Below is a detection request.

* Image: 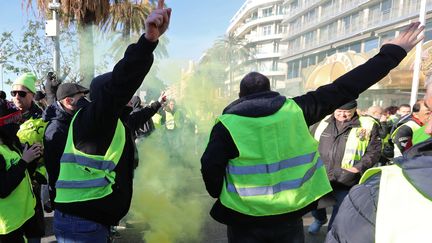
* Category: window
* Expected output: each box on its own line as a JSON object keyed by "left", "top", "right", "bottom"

{"left": 304, "top": 8, "right": 317, "bottom": 23}
{"left": 273, "top": 41, "right": 279, "bottom": 52}
{"left": 289, "top": 38, "right": 301, "bottom": 50}
{"left": 262, "top": 25, "right": 272, "bottom": 36}
{"left": 381, "top": 0, "right": 392, "bottom": 13}
{"left": 364, "top": 38, "right": 379, "bottom": 52}
{"left": 304, "top": 31, "right": 316, "bottom": 46}
{"left": 289, "top": 0, "right": 299, "bottom": 10}
{"left": 369, "top": 4, "right": 380, "bottom": 23}
{"left": 342, "top": 15, "right": 351, "bottom": 32}
{"left": 301, "top": 55, "right": 316, "bottom": 69}
{"left": 337, "top": 45, "right": 348, "bottom": 52}
{"left": 272, "top": 60, "right": 278, "bottom": 71}
{"left": 288, "top": 60, "right": 300, "bottom": 78}
{"left": 278, "top": 24, "right": 287, "bottom": 34}
{"left": 251, "top": 11, "right": 258, "bottom": 20}
{"left": 318, "top": 52, "right": 327, "bottom": 63}
{"left": 380, "top": 31, "right": 395, "bottom": 45}
{"left": 321, "top": 1, "right": 333, "bottom": 18}
{"left": 349, "top": 42, "right": 361, "bottom": 53}
{"left": 262, "top": 7, "right": 273, "bottom": 17}
{"left": 351, "top": 12, "right": 360, "bottom": 29}
{"left": 320, "top": 26, "right": 329, "bottom": 42}
{"left": 278, "top": 5, "right": 285, "bottom": 14}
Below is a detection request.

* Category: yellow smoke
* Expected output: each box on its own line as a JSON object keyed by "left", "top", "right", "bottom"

{"left": 130, "top": 128, "right": 209, "bottom": 243}
{"left": 128, "top": 48, "right": 232, "bottom": 242}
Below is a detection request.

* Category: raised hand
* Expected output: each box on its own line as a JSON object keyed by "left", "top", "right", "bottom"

{"left": 158, "top": 91, "right": 167, "bottom": 104}
{"left": 145, "top": 0, "right": 172, "bottom": 42}
{"left": 386, "top": 22, "right": 425, "bottom": 53}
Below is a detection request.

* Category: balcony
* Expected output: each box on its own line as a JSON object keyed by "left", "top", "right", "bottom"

{"left": 228, "top": 0, "right": 283, "bottom": 33}
{"left": 255, "top": 52, "right": 282, "bottom": 59}
{"left": 247, "top": 33, "right": 285, "bottom": 43}
{"left": 234, "top": 14, "right": 285, "bottom": 37}
{"left": 285, "top": 0, "right": 321, "bottom": 17}
{"left": 286, "top": 0, "right": 370, "bottom": 39}
{"left": 283, "top": 3, "right": 432, "bottom": 58}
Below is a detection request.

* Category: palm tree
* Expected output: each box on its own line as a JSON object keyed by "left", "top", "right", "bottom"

{"left": 24, "top": 0, "right": 111, "bottom": 86}
{"left": 213, "top": 33, "right": 251, "bottom": 97}
{"left": 102, "top": 0, "right": 168, "bottom": 60}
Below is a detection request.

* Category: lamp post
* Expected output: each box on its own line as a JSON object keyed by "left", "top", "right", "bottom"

{"left": 410, "top": 0, "right": 427, "bottom": 107}
{"left": 46, "top": 0, "right": 61, "bottom": 77}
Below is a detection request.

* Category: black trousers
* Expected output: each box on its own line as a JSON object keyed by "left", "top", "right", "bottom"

{"left": 0, "top": 227, "right": 26, "bottom": 243}
{"left": 227, "top": 218, "right": 304, "bottom": 243}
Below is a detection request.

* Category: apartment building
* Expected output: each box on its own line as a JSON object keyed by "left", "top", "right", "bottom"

{"left": 226, "top": 0, "right": 287, "bottom": 97}
{"left": 282, "top": 0, "right": 432, "bottom": 103}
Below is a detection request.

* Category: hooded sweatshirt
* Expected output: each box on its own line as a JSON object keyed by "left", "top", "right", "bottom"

{"left": 201, "top": 44, "right": 407, "bottom": 226}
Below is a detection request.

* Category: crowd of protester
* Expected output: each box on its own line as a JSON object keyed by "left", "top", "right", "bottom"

{"left": 0, "top": 3, "right": 431, "bottom": 242}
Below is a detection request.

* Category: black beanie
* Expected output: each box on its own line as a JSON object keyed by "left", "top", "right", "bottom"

{"left": 338, "top": 100, "right": 357, "bottom": 110}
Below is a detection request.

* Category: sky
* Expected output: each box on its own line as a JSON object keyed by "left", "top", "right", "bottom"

{"left": 0, "top": 0, "right": 245, "bottom": 89}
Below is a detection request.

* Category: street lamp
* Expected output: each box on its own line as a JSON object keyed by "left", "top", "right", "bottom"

{"left": 46, "top": 0, "right": 61, "bottom": 77}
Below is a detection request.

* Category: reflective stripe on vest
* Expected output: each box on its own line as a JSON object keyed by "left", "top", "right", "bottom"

{"left": 360, "top": 165, "right": 432, "bottom": 243}
{"left": 314, "top": 116, "right": 374, "bottom": 168}
{"left": 55, "top": 110, "right": 126, "bottom": 203}
{"left": 0, "top": 145, "right": 35, "bottom": 234}
{"left": 218, "top": 99, "right": 332, "bottom": 216}
{"left": 412, "top": 125, "right": 431, "bottom": 145}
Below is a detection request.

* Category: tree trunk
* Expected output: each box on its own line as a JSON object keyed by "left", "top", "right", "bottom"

{"left": 78, "top": 11, "right": 96, "bottom": 87}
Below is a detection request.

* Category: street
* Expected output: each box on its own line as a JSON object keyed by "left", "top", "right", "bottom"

{"left": 42, "top": 208, "right": 328, "bottom": 243}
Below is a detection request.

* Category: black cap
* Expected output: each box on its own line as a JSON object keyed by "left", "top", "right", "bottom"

{"left": 56, "top": 83, "right": 89, "bottom": 101}
{"left": 338, "top": 100, "right": 357, "bottom": 110}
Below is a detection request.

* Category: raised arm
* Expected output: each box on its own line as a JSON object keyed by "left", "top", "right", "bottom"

{"left": 294, "top": 22, "right": 424, "bottom": 126}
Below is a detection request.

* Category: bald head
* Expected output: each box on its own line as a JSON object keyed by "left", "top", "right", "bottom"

{"left": 367, "top": 106, "right": 383, "bottom": 120}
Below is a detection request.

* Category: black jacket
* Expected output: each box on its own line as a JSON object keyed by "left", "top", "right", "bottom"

{"left": 129, "top": 98, "right": 161, "bottom": 139}
{"left": 42, "top": 101, "right": 73, "bottom": 200}
{"left": 310, "top": 114, "right": 381, "bottom": 189}
{"left": 326, "top": 138, "right": 432, "bottom": 243}
{"left": 201, "top": 44, "right": 407, "bottom": 226}
{"left": 55, "top": 34, "right": 157, "bottom": 226}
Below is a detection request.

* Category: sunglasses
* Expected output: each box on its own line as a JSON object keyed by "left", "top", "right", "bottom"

{"left": 11, "top": 90, "right": 28, "bottom": 98}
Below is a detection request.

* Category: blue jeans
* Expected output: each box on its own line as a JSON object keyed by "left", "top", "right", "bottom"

{"left": 311, "top": 189, "right": 350, "bottom": 230}
{"left": 54, "top": 210, "right": 109, "bottom": 243}
{"left": 227, "top": 218, "right": 304, "bottom": 243}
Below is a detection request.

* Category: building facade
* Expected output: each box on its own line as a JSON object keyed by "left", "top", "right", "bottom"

{"left": 282, "top": 0, "right": 432, "bottom": 102}
{"left": 226, "top": 0, "right": 287, "bottom": 97}
{"left": 227, "top": 0, "right": 432, "bottom": 105}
